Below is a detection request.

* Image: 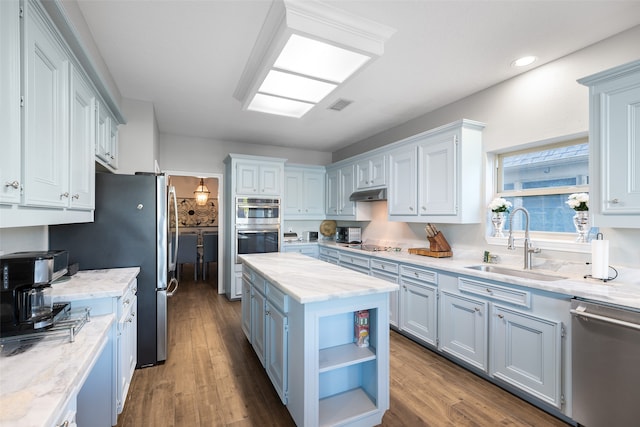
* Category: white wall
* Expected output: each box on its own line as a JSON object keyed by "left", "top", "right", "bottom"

{"left": 0, "top": 226, "right": 48, "bottom": 255}
{"left": 117, "top": 98, "right": 159, "bottom": 174}
{"left": 159, "top": 133, "right": 332, "bottom": 174}
{"left": 334, "top": 25, "right": 640, "bottom": 268}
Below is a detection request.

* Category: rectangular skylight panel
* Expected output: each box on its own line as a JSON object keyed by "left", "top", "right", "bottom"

{"left": 274, "top": 34, "right": 371, "bottom": 83}
{"left": 259, "top": 70, "right": 337, "bottom": 103}
{"left": 247, "top": 93, "right": 314, "bottom": 118}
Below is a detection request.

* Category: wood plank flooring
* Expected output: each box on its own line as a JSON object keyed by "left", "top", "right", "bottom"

{"left": 116, "top": 266, "right": 570, "bottom": 427}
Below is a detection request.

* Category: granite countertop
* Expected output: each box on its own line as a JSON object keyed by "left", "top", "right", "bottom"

{"left": 319, "top": 242, "right": 640, "bottom": 310}
{"left": 48, "top": 267, "right": 140, "bottom": 302}
{"left": 0, "top": 314, "right": 114, "bottom": 427}
{"left": 239, "top": 252, "right": 399, "bottom": 304}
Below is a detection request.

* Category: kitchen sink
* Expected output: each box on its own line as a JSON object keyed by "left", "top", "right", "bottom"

{"left": 465, "top": 265, "right": 567, "bottom": 282}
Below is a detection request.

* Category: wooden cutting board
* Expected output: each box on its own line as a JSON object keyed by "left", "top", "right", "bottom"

{"left": 408, "top": 248, "right": 453, "bottom": 258}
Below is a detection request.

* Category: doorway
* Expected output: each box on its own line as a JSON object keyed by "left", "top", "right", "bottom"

{"left": 165, "top": 171, "right": 224, "bottom": 294}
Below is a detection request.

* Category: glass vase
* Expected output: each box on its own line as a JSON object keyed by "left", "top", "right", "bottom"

{"left": 573, "top": 211, "right": 589, "bottom": 243}
{"left": 491, "top": 211, "right": 506, "bottom": 238}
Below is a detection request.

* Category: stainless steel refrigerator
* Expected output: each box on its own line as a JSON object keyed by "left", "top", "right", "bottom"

{"left": 49, "top": 172, "right": 179, "bottom": 367}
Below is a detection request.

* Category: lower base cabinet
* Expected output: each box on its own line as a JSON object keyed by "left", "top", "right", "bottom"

{"left": 399, "top": 265, "right": 438, "bottom": 347}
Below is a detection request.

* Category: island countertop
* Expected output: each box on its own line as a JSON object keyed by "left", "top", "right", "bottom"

{"left": 239, "top": 252, "right": 399, "bottom": 304}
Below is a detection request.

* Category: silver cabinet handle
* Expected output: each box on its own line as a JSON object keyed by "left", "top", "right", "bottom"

{"left": 5, "top": 180, "right": 19, "bottom": 189}
{"left": 72, "top": 194, "right": 79, "bottom": 200}
{"left": 56, "top": 421, "right": 70, "bottom": 427}
{"left": 610, "top": 198, "right": 619, "bottom": 204}
{"left": 60, "top": 192, "right": 69, "bottom": 199}
{"left": 409, "top": 206, "right": 414, "bottom": 211}
{"left": 421, "top": 206, "right": 426, "bottom": 211}
{"left": 474, "top": 307, "right": 480, "bottom": 312}
{"left": 497, "top": 314, "right": 504, "bottom": 319}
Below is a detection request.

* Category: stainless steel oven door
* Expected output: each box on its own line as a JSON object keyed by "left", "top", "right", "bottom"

{"left": 235, "top": 226, "right": 280, "bottom": 263}
{"left": 235, "top": 197, "right": 280, "bottom": 226}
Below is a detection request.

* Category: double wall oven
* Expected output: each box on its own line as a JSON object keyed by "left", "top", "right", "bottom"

{"left": 235, "top": 197, "right": 280, "bottom": 262}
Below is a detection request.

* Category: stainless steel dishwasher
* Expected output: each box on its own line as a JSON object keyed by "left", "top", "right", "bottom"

{"left": 570, "top": 298, "right": 640, "bottom": 427}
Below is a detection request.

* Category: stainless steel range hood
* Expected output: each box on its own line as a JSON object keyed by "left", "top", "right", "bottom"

{"left": 349, "top": 188, "right": 387, "bottom": 202}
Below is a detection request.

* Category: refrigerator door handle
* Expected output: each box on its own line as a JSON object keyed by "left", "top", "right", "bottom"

{"left": 167, "top": 277, "right": 179, "bottom": 297}
{"left": 168, "top": 185, "right": 179, "bottom": 272}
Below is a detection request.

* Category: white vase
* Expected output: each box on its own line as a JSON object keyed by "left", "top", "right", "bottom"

{"left": 573, "top": 211, "right": 589, "bottom": 243}
{"left": 491, "top": 211, "right": 506, "bottom": 237}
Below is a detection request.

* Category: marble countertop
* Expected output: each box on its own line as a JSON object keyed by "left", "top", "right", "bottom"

{"left": 239, "top": 252, "right": 399, "bottom": 304}
{"left": 0, "top": 314, "right": 114, "bottom": 427}
{"left": 319, "top": 242, "right": 640, "bottom": 310}
{"left": 48, "top": 267, "right": 140, "bottom": 303}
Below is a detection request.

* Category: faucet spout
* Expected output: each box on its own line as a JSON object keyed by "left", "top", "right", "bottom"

{"left": 507, "top": 207, "right": 539, "bottom": 269}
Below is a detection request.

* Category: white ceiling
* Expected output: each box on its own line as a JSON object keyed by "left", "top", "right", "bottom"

{"left": 76, "top": 0, "right": 640, "bottom": 153}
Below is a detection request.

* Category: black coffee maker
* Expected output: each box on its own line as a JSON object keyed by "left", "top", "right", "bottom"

{"left": 0, "top": 250, "right": 69, "bottom": 337}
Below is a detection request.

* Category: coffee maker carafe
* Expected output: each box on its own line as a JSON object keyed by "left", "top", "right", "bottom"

{"left": 1, "top": 251, "right": 68, "bottom": 337}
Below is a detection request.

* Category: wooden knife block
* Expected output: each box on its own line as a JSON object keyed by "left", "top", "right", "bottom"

{"left": 408, "top": 231, "right": 453, "bottom": 258}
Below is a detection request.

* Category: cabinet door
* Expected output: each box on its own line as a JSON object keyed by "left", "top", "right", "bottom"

{"left": 399, "top": 279, "right": 437, "bottom": 346}
{"left": 302, "top": 170, "right": 325, "bottom": 216}
{"left": 356, "top": 159, "right": 371, "bottom": 189}
{"left": 95, "top": 99, "right": 110, "bottom": 163}
{"left": 241, "top": 277, "right": 252, "bottom": 340}
{"left": 338, "top": 164, "right": 355, "bottom": 216}
{"left": 283, "top": 170, "right": 303, "bottom": 215}
{"left": 419, "top": 132, "right": 457, "bottom": 215}
{"left": 251, "top": 287, "right": 266, "bottom": 366}
{"left": 69, "top": 67, "right": 95, "bottom": 210}
{"left": 266, "top": 302, "right": 288, "bottom": 404}
{"left": 118, "top": 295, "right": 137, "bottom": 414}
{"left": 491, "top": 304, "right": 563, "bottom": 408}
{"left": 326, "top": 168, "right": 339, "bottom": 215}
{"left": 260, "top": 164, "right": 281, "bottom": 195}
{"left": 370, "top": 154, "right": 386, "bottom": 187}
{"left": 109, "top": 118, "right": 119, "bottom": 170}
{"left": 23, "top": 5, "right": 69, "bottom": 207}
{"left": 439, "top": 291, "right": 488, "bottom": 371}
{"left": 0, "top": 0, "right": 21, "bottom": 205}
{"left": 388, "top": 146, "right": 418, "bottom": 216}
{"left": 236, "top": 163, "right": 259, "bottom": 194}
{"left": 602, "top": 85, "right": 640, "bottom": 214}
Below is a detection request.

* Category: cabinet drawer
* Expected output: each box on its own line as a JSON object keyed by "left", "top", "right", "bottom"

{"left": 400, "top": 265, "right": 437, "bottom": 284}
{"left": 119, "top": 281, "right": 137, "bottom": 319}
{"left": 243, "top": 267, "right": 266, "bottom": 293}
{"left": 267, "top": 282, "right": 288, "bottom": 314}
{"left": 319, "top": 247, "right": 339, "bottom": 259}
{"left": 370, "top": 258, "right": 399, "bottom": 274}
{"left": 338, "top": 252, "right": 370, "bottom": 269}
{"left": 458, "top": 277, "right": 531, "bottom": 308}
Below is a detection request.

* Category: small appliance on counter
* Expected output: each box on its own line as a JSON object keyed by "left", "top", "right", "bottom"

{"left": 0, "top": 250, "right": 70, "bottom": 337}
{"left": 336, "top": 227, "right": 362, "bottom": 244}
{"left": 304, "top": 231, "right": 318, "bottom": 242}
{"left": 283, "top": 232, "right": 299, "bottom": 242}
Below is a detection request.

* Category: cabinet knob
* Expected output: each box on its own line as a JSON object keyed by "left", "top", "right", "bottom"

{"left": 610, "top": 198, "right": 619, "bottom": 204}
{"left": 72, "top": 194, "right": 80, "bottom": 200}
{"left": 421, "top": 206, "right": 426, "bottom": 211}
{"left": 4, "top": 180, "right": 19, "bottom": 189}
{"left": 474, "top": 307, "right": 480, "bottom": 312}
{"left": 486, "top": 288, "right": 492, "bottom": 293}
{"left": 105, "top": 152, "right": 111, "bottom": 157}
{"left": 497, "top": 314, "right": 504, "bottom": 319}
{"left": 409, "top": 206, "right": 414, "bottom": 211}
{"left": 60, "top": 192, "right": 69, "bottom": 199}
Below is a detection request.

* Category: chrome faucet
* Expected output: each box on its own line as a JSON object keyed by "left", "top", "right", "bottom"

{"left": 507, "top": 207, "right": 540, "bottom": 269}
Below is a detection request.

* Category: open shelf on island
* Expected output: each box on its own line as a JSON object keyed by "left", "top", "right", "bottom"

{"left": 319, "top": 387, "right": 377, "bottom": 427}
{"left": 319, "top": 343, "right": 376, "bottom": 373}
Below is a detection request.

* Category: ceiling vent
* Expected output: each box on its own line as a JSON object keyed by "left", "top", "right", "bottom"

{"left": 328, "top": 98, "right": 354, "bottom": 111}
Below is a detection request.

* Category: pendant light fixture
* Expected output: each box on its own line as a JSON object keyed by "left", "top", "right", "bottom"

{"left": 194, "top": 178, "right": 210, "bottom": 206}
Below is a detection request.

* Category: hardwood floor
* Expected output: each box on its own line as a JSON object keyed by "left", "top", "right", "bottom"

{"left": 116, "top": 267, "right": 570, "bottom": 427}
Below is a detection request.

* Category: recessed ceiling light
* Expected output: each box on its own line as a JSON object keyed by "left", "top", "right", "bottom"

{"left": 511, "top": 56, "right": 537, "bottom": 67}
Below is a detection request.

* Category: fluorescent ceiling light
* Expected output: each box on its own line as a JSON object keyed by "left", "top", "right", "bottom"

{"left": 259, "top": 69, "right": 338, "bottom": 103}
{"left": 248, "top": 93, "right": 314, "bottom": 118}
{"left": 274, "top": 34, "right": 371, "bottom": 83}
{"left": 512, "top": 56, "right": 537, "bottom": 67}
{"left": 233, "top": 0, "right": 396, "bottom": 118}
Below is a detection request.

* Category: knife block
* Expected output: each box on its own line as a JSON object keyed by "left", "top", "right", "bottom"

{"left": 408, "top": 231, "right": 453, "bottom": 258}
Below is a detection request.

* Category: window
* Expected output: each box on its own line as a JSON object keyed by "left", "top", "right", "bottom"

{"left": 495, "top": 138, "right": 588, "bottom": 234}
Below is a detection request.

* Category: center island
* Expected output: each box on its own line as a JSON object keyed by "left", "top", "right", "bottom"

{"left": 239, "top": 252, "right": 399, "bottom": 427}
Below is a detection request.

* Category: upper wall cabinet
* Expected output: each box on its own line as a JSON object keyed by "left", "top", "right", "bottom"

{"left": 579, "top": 60, "right": 640, "bottom": 228}
{"left": 283, "top": 165, "right": 325, "bottom": 219}
{"left": 326, "top": 163, "right": 371, "bottom": 221}
{"left": 235, "top": 160, "right": 283, "bottom": 196}
{"left": 356, "top": 153, "right": 386, "bottom": 189}
{"left": 388, "top": 120, "right": 485, "bottom": 223}
{"left": 95, "top": 98, "right": 119, "bottom": 171}
{"left": 0, "top": 0, "right": 22, "bottom": 205}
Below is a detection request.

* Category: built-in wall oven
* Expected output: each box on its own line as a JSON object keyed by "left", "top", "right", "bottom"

{"left": 235, "top": 197, "right": 280, "bottom": 262}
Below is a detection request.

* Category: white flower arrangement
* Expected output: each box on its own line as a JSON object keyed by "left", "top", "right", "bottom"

{"left": 488, "top": 197, "right": 512, "bottom": 213}
{"left": 566, "top": 193, "right": 589, "bottom": 211}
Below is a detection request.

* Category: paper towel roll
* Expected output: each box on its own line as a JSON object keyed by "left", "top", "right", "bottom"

{"left": 591, "top": 239, "right": 609, "bottom": 279}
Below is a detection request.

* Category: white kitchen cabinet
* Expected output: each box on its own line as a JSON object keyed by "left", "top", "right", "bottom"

{"left": 0, "top": 0, "right": 22, "bottom": 205}
{"left": 283, "top": 165, "right": 325, "bottom": 219}
{"left": 251, "top": 280, "right": 267, "bottom": 367}
{"left": 579, "top": 60, "right": 640, "bottom": 227}
{"left": 388, "top": 120, "right": 484, "bottom": 223}
{"left": 439, "top": 290, "right": 488, "bottom": 371}
{"left": 23, "top": 0, "right": 69, "bottom": 208}
{"left": 95, "top": 99, "right": 119, "bottom": 171}
{"left": 399, "top": 265, "right": 438, "bottom": 347}
{"left": 491, "top": 304, "right": 563, "bottom": 409}
{"left": 241, "top": 275, "right": 252, "bottom": 339}
{"left": 325, "top": 163, "right": 371, "bottom": 220}
{"left": 356, "top": 153, "right": 386, "bottom": 189}
{"left": 69, "top": 66, "right": 96, "bottom": 210}
{"left": 370, "top": 257, "right": 399, "bottom": 329}
{"left": 281, "top": 243, "right": 319, "bottom": 258}
{"left": 388, "top": 144, "right": 418, "bottom": 216}
{"left": 338, "top": 250, "right": 370, "bottom": 275}
{"left": 236, "top": 161, "right": 283, "bottom": 195}
{"left": 318, "top": 246, "right": 339, "bottom": 264}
